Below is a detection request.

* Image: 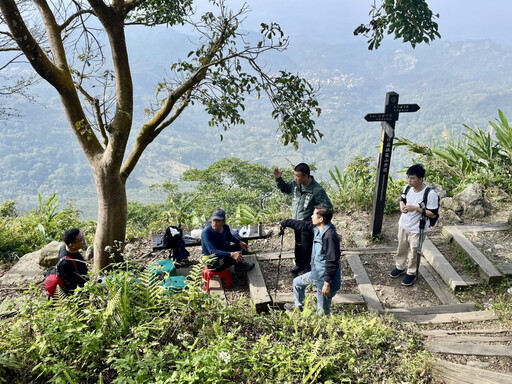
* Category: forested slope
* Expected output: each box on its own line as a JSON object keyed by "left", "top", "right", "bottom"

{"left": 1, "top": 31, "right": 512, "bottom": 217}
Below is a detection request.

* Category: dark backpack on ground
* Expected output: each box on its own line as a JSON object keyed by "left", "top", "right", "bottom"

{"left": 401, "top": 185, "right": 440, "bottom": 226}
{"left": 163, "top": 225, "right": 189, "bottom": 262}
{"left": 44, "top": 256, "right": 76, "bottom": 298}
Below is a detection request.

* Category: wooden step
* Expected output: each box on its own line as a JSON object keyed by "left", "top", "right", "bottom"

{"left": 497, "top": 264, "right": 512, "bottom": 276}
{"left": 245, "top": 255, "right": 272, "bottom": 311}
{"left": 256, "top": 251, "right": 294, "bottom": 261}
{"left": 454, "top": 222, "right": 511, "bottom": 233}
{"left": 442, "top": 226, "right": 503, "bottom": 284}
{"left": 257, "top": 246, "right": 398, "bottom": 260}
{"left": 430, "top": 359, "right": 512, "bottom": 384}
{"left": 273, "top": 292, "right": 365, "bottom": 305}
{"left": 340, "top": 246, "right": 396, "bottom": 254}
{"left": 346, "top": 253, "right": 383, "bottom": 313}
{"left": 383, "top": 303, "right": 477, "bottom": 316}
{"left": 390, "top": 309, "right": 496, "bottom": 324}
{"left": 422, "top": 238, "right": 468, "bottom": 291}
{"left": 419, "top": 257, "right": 460, "bottom": 305}
{"left": 206, "top": 278, "right": 226, "bottom": 304}
{"left": 426, "top": 340, "right": 512, "bottom": 356}
{"left": 422, "top": 328, "right": 510, "bottom": 337}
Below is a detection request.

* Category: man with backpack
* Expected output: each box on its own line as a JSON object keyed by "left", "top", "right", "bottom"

{"left": 390, "top": 164, "right": 439, "bottom": 286}
{"left": 57, "top": 228, "right": 89, "bottom": 295}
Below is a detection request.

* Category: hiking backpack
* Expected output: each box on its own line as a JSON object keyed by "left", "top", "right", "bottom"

{"left": 163, "top": 225, "right": 189, "bottom": 262}
{"left": 401, "top": 185, "right": 440, "bottom": 226}
{"left": 44, "top": 256, "right": 77, "bottom": 298}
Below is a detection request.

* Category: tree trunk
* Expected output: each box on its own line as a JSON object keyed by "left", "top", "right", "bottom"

{"left": 92, "top": 167, "right": 127, "bottom": 272}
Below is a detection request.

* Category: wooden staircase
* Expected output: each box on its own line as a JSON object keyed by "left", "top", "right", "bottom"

{"left": 243, "top": 222, "right": 512, "bottom": 384}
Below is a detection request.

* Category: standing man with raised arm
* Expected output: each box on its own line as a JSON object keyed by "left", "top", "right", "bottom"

{"left": 274, "top": 163, "right": 332, "bottom": 275}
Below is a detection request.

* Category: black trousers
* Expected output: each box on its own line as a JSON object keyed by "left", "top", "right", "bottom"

{"left": 294, "top": 226, "right": 313, "bottom": 269}
{"left": 207, "top": 244, "right": 242, "bottom": 271}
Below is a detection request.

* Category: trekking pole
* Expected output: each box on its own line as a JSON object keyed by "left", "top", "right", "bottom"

{"left": 274, "top": 227, "right": 285, "bottom": 305}
{"left": 415, "top": 204, "right": 427, "bottom": 282}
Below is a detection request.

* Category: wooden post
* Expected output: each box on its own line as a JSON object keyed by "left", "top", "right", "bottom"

{"left": 365, "top": 92, "right": 420, "bottom": 237}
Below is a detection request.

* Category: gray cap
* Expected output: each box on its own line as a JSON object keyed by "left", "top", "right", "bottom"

{"left": 211, "top": 208, "right": 226, "bottom": 220}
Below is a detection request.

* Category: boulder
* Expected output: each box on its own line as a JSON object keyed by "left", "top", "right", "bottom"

{"left": 426, "top": 182, "right": 447, "bottom": 199}
{"left": 454, "top": 183, "right": 490, "bottom": 219}
{"left": 440, "top": 197, "right": 463, "bottom": 215}
{"left": 38, "top": 241, "right": 64, "bottom": 268}
{"left": 440, "top": 209, "right": 463, "bottom": 225}
{"left": 0, "top": 251, "right": 45, "bottom": 286}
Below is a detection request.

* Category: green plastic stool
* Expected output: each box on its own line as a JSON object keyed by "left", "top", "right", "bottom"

{"left": 162, "top": 275, "right": 187, "bottom": 293}
{"left": 149, "top": 259, "right": 177, "bottom": 284}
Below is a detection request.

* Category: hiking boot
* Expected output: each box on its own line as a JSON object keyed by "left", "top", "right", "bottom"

{"left": 389, "top": 267, "right": 405, "bottom": 279}
{"left": 401, "top": 274, "right": 416, "bottom": 286}
{"left": 290, "top": 265, "right": 305, "bottom": 275}
{"left": 284, "top": 303, "right": 302, "bottom": 312}
{"left": 234, "top": 261, "right": 255, "bottom": 273}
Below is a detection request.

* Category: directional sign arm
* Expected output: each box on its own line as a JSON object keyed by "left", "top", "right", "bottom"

{"left": 394, "top": 104, "right": 420, "bottom": 113}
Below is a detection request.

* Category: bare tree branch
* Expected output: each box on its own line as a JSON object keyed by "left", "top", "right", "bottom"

{"left": 74, "top": 81, "right": 109, "bottom": 147}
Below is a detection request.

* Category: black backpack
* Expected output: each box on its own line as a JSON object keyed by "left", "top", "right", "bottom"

{"left": 401, "top": 185, "right": 440, "bottom": 226}
{"left": 163, "top": 225, "right": 189, "bottom": 262}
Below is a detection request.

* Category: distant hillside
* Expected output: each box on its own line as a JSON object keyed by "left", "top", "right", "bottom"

{"left": 1, "top": 28, "right": 512, "bottom": 218}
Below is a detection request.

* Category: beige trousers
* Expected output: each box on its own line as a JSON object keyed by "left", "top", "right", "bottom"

{"left": 395, "top": 226, "right": 419, "bottom": 275}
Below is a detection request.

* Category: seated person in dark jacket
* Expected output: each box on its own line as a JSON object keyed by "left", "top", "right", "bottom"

{"left": 201, "top": 208, "right": 254, "bottom": 273}
{"left": 280, "top": 204, "right": 341, "bottom": 315}
{"left": 58, "top": 228, "right": 88, "bottom": 295}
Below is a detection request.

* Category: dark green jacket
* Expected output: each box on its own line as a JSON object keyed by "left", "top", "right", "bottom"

{"left": 276, "top": 176, "right": 332, "bottom": 220}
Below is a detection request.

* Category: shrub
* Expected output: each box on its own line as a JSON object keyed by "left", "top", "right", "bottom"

{"left": 329, "top": 156, "right": 401, "bottom": 214}
{"left": 0, "top": 266, "right": 433, "bottom": 383}
{"left": 394, "top": 110, "right": 512, "bottom": 196}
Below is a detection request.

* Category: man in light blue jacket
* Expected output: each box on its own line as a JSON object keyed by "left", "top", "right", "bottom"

{"left": 280, "top": 204, "right": 341, "bottom": 315}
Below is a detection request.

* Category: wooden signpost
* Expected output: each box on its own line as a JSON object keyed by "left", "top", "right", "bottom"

{"left": 364, "top": 92, "right": 420, "bottom": 237}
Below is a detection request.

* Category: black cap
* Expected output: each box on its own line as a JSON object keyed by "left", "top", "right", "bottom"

{"left": 211, "top": 208, "right": 226, "bottom": 220}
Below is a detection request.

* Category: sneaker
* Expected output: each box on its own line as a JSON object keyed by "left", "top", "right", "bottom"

{"left": 290, "top": 265, "right": 305, "bottom": 275}
{"left": 401, "top": 274, "right": 417, "bottom": 286}
{"left": 234, "top": 261, "right": 255, "bottom": 273}
{"left": 389, "top": 267, "right": 405, "bottom": 279}
{"left": 284, "top": 303, "right": 302, "bottom": 312}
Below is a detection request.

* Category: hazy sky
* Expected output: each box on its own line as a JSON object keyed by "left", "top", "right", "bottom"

{"left": 214, "top": 0, "right": 512, "bottom": 46}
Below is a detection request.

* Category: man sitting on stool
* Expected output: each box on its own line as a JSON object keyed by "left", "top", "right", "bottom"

{"left": 201, "top": 208, "right": 255, "bottom": 273}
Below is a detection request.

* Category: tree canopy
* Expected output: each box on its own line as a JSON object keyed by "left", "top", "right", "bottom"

{"left": 0, "top": 0, "right": 441, "bottom": 269}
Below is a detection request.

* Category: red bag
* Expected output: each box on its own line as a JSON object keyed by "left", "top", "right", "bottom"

{"left": 44, "top": 256, "right": 77, "bottom": 298}
{"left": 44, "top": 274, "right": 65, "bottom": 297}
